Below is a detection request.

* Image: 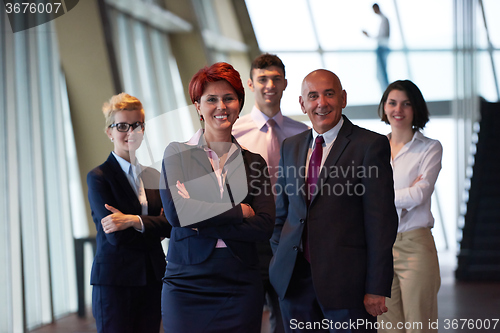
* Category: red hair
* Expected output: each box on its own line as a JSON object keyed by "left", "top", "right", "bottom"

{"left": 188, "top": 62, "right": 245, "bottom": 111}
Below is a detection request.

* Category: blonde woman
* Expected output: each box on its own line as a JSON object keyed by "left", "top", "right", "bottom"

{"left": 87, "top": 93, "right": 171, "bottom": 333}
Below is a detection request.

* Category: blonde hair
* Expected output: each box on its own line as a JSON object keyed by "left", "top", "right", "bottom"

{"left": 102, "top": 93, "right": 145, "bottom": 132}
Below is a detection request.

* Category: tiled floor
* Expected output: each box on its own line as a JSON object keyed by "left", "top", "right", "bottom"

{"left": 28, "top": 310, "right": 97, "bottom": 333}
{"left": 29, "top": 250, "right": 500, "bottom": 333}
{"left": 436, "top": 250, "right": 500, "bottom": 333}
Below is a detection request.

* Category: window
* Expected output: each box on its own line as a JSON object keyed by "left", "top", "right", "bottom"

{"left": 191, "top": 0, "right": 248, "bottom": 63}
{"left": 476, "top": 0, "right": 500, "bottom": 101}
{"left": 106, "top": 1, "right": 194, "bottom": 169}
{"left": 245, "top": 0, "right": 456, "bottom": 112}
{"left": 0, "top": 12, "right": 80, "bottom": 331}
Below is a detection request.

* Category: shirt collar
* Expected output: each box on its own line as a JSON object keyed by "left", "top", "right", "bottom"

{"left": 387, "top": 130, "right": 424, "bottom": 145}
{"left": 112, "top": 151, "right": 141, "bottom": 175}
{"left": 186, "top": 129, "right": 242, "bottom": 155}
{"left": 186, "top": 128, "right": 205, "bottom": 146}
{"left": 311, "top": 117, "right": 344, "bottom": 147}
{"left": 413, "top": 130, "right": 425, "bottom": 142}
{"left": 250, "top": 105, "right": 284, "bottom": 130}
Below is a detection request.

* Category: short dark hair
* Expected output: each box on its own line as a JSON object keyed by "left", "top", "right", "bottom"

{"left": 189, "top": 62, "right": 245, "bottom": 112}
{"left": 378, "top": 80, "right": 430, "bottom": 130}
{"left": 249, "top": 53, "right": 286, "bottom": 80}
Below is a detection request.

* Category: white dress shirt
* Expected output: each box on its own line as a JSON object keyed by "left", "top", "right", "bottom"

{"left": 389, "top": 131, "right": 442, "bottom": 233}
{"left": 112, "top": 152, "right": 147, "bottom": 232}
{"left": 305, "top": 117, "right": 344, "bottom": 178}
{"left": 377, "top": 12, "right": 390, "bottom": 47}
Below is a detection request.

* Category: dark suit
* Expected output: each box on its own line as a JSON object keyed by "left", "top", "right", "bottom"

{"left": 269, "top": 116, "right": 398, "bottom": 331}
{"left": 87, "top": 152, "right": 171, "bottom": 333}
{"left": 160, "top": 138, "right": 275, "bottom": 332}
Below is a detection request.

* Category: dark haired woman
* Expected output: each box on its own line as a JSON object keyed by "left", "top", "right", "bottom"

{"left": 377, "top": 80, "right": 442, "bottom": 333}
{"left": 160, "top": 62, "right": 275, "bottom": 332}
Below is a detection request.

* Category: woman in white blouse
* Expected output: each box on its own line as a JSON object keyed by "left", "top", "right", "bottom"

{"left": 376, "top": 80, "right": 442, "bottom": 333}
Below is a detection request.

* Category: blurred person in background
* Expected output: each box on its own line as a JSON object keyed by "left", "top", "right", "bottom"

{"left": 363, "top": 3, "right": 390, "bottom": 91}
{"left": 233, "top": 53, "right": 308, "bottom": 333}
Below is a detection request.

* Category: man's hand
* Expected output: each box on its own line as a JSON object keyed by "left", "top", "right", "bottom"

{"left": 364, "top": 294, "right": 388, "bottom": 317}
{"left": 101, "top": 204, "right": 140, "bottom": 234}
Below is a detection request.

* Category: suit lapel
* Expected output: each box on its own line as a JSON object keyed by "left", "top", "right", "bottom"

{"left": 311, "top": 116, "right": 353, "bottom": 206}
{"left": 297, "top": 130, "right": 312, "bottom": 205}
{"left": 225, "top": 146, "right": 244, "bottom": 179}
{"left": 107, "top": 153, "right": 141, "bottom": 212}
{"left": 191, "top": 147, "right": 220, "bottom": 189}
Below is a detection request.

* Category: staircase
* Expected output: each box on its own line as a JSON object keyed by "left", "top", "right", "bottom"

{"left": 456, "top": 98, "right": 500, "bottom": 281}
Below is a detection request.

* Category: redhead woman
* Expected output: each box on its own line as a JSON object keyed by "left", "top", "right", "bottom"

{"left": 87, "top": 93, "right": 171, "bottom": 333}
{"left": 159, "top": 63, "right": 275, "bottom": 333}
{"left": 377, "top": 80, "right": 442, "bottom": 333}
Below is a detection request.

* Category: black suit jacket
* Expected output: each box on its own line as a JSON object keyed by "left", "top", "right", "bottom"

{"left": 160, "top": 139, "right": 275, "bottom": 267}
{"left": 87, "top": 153, "right": 171, "bottom": 286}
{"left": 269, "top": 116, "right": 398, "bottom": 309}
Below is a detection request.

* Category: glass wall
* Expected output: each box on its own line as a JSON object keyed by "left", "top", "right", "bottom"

{"left": 245, "top": 0, "right": 461, "bottom": 114}
{"left": 476, "top": 0, "right": 500, "bottom": 102}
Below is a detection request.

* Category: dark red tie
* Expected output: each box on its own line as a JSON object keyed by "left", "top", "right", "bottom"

{"left": 303, "top": 135, "right": 324, "bottom": 262}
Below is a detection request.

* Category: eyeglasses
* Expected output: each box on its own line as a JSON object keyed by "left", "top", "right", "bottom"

{"left": 109, "top": 122, "right": 145, "bottom": 132}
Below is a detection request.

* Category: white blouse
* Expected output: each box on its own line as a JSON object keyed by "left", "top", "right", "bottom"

{"left": 389, "top": 131, "right": 443, "bottom": 233}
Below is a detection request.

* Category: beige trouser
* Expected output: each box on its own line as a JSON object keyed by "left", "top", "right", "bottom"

{"left": 378, "top": 227, "right": 441, "bottom": 333}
